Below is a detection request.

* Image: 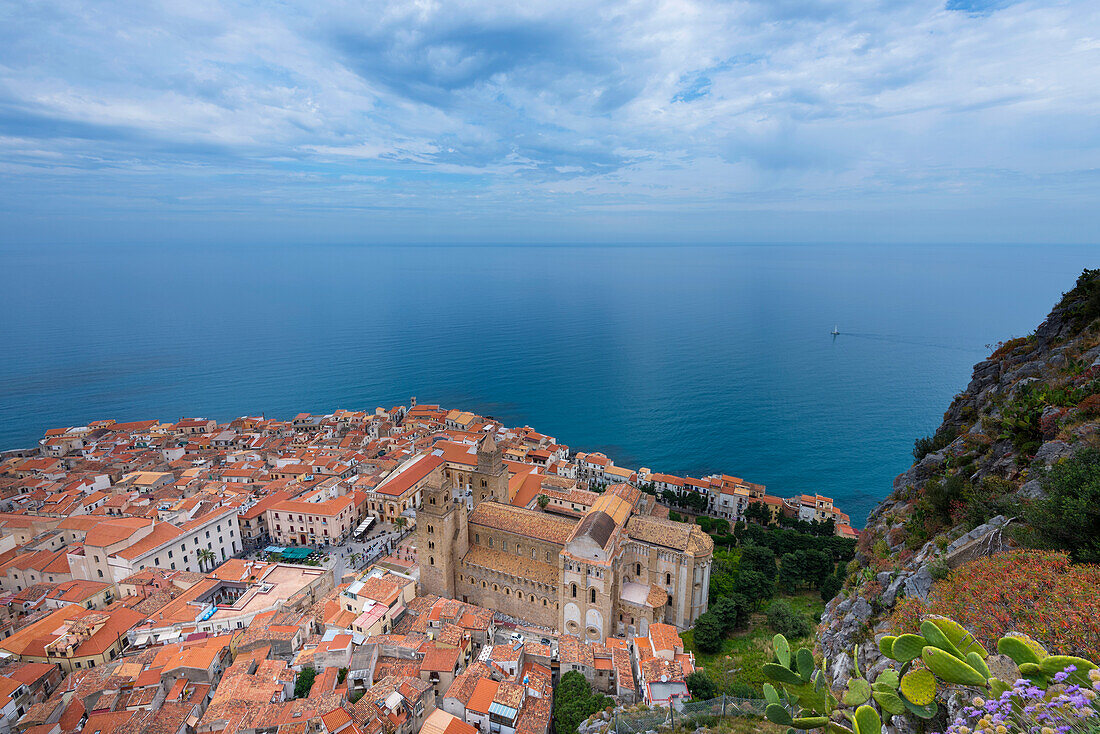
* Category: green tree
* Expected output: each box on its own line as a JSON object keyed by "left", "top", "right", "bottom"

{"left": 802, "top": 549, "right": 834, "bottom": 588}
{"left": 294, "top": 666, "right": 316, "bottom": 698}
{"left": 537, "top": 494, "right": 550, "bottom": 509}
{"left": 732, "top": 569, "right": 774, "bottom": 604}
{"left": 197, "top": 548, "right": 216, "bottom": 572}
{"left": 1024, "top": 448, "right": 1100, "bottom": 563}
{"left": 777, "top": 551, "right": 802, "bottom": 591}
{"left": 766, "top": 600, "right": 812, "bottom": 638}
{"left": 709, "top": 593, "right": 749, "bottom": 634}
{"left": 684, "top": 670, "right": 717, "bottom": 700}
{"left": 819, "top": 570, "right": 843, "bottom": 601}
{"left": 691, "top": 611, "right": 724, "bottom": 653}
{"left": 552, "top": 671, "right": 613, "bottom": 734}
{"left": 696, "top": 516, "right": 713, "bottom": 533}
{"left": 744, "top": 502, "right": 771, "bottom": 525}
{"left": 739, "top": 544, "right": 777, "bottom": 578}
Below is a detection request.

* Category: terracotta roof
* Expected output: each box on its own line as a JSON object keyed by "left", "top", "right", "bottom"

{"left": 466, "top": 678, "right": 499, "bottom": 715}
{"left": 462, "top": 546, "right": 558, "bottom": 586}
{"left": 468, "top": 502, "right": 575, "bottom": 545}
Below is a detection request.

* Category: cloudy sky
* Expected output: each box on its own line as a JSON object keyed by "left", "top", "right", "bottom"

{"left": 1, "top": 0, "right": 1098, "bottom": 244}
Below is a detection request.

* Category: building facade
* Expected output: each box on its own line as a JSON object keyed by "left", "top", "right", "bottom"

{"left": 418, "top": 436, "right": 712, "bottom": 641}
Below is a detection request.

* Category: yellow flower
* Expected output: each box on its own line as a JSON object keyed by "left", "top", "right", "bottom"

{"left": 1041, "top": 727, "right": 1055, "bottom": 734}
{"left": 1089, "top": 669, "right": 1100, "bottom": 682}
{"left": 996, "top": 726, "right": 1007, "bottom": 734}
{"left": 972, "top": 697, "right": 985, "bottom": 707}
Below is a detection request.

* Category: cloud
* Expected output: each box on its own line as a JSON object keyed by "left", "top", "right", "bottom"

{"left": 0, "top": 0, "right": 1098, "bottom": 243}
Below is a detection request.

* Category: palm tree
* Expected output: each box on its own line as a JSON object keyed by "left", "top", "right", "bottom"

{"left": 197, "top": 548, "right": 216, "bottom": 573}
{"left": 394, "top": 517, "right": 407, "bottom": 532}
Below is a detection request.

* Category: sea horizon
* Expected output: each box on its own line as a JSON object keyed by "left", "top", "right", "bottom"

{"left": 2, "top": 242, "right": 1095, "bottom": 526}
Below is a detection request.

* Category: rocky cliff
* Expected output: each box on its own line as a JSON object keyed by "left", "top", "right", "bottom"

{"left": 815, "top": 268, "right": 1100, "bottom": 729}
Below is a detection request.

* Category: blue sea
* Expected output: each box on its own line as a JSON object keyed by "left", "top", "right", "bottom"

{"left": 0, "top": 243, "right": 1093, "bottom": 525}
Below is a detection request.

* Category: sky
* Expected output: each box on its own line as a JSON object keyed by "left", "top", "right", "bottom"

{"left": 1, "top": 0, "right": 1099, "bottom": 245}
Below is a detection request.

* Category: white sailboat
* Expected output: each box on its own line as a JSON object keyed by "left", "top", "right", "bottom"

{"left": 831, "top": 325, "right": 840, "bottom": 336}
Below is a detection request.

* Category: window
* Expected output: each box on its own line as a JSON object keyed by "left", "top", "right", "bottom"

{"left": 168, "top": 550, "right": 173, "bottom": 558}
{"left": 636, "top": 563, "right": 641, "bottom": 576}
{"left": 666, "top": 572, "right": 672, "bottom": 585}
{"left": 97, "top": 570, "right": 104, "bottom": 578}
{"left": 590, "top": 588, "right": 596, "bottom": 603}
{"left": 571, "top": 584, "right": 577, "bottom": 598}
{"left": 429, "top": 556, "right": 435, "bottom": 566}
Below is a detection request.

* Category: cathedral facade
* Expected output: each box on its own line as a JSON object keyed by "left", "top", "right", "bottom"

{"left": 417, "top": 435, "right": 713, "bottom": 641}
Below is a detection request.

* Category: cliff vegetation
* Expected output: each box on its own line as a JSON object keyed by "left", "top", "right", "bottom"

{"left": 815, "top": 268, "right": 1100, "bottom": 730}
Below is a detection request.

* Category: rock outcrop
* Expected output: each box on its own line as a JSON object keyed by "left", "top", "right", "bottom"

{"left": 815, "top": 269, "right": 1100, "bottom": 726}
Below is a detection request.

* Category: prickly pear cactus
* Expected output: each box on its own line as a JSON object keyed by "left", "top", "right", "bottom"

{"left": 763, "top": 615, "right": 1099, "bottom": 733}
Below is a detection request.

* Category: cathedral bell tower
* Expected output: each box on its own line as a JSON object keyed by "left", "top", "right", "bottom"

{"left": 416, "top": 465, "right": 467, "bottom": 598}
{"left": 475, "top": 433, "right": 509, "bottom": 503}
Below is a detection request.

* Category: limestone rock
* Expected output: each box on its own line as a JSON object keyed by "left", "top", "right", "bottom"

{"left": 881, "top": 573, "right": 909, "bottom": 607}
{"left": 1018, "top": 479, "right": 1044, "bottom": 499}
{"left": 1034, "top": 440, "right": 1073, "bottom": 466}
{"left": 843, "top": 597, "right": 872, "bottom": 627}
{"left": 902, "top": 565, "right": 933, "bottom": 601}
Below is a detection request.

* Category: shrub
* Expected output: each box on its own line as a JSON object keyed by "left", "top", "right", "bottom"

{"left": 1059, "top": 267, "right": 1100, "bottom": 328}
{"left": 913, "top": 427, "right": 957, "bottom": 462}
{"left": 726, "top": 682, "right": 762, "bottom": 699}
{"left": 1023, "top": 447, "right": 1100, "bottom": 563}
{"left": 928, "top": 559, "right": 949, "bottom": 580}
{"left": 890, "top": 550, "right": 1100, "bottom": 660}
{"left": 294, "top": 666, "right": 316, "bottom": 698}
{"left": 692, "top": 611, "right": 724, "bottom": 653}
{"left": 766, "top": 599, "right": 812, "bottom": 638}
{"left": 1079, "top": 393, "right": 1100, "bottom": 418}
{"left": 553, "top": 671, "right": 614, "bottom": 734}
{"left": 819, "top": 571, "right": 843, "bottom": 601}
{"left": 685, "top": 670, "right": 717, "bottom": 700}
{"left": 709, "top": 593, "right": 750, "bottom": 634}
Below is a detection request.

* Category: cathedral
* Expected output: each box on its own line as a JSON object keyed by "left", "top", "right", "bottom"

{"left": 417, "top": 434, "right": 713, "bottom": 640}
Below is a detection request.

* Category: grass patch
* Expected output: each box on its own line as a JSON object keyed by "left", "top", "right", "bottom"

{"left": 682, "top": 592, "right": 825, "bottom": 694}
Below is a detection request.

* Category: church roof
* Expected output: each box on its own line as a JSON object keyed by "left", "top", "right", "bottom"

{"left": 574, "top": 511, "right": 616, "bottom": 549}
{"left": 467, "top": 502, "right": 575, "bottom": 545}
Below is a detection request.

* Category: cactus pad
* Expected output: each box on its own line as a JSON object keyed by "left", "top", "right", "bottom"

{"left": 996, "top": 633, "right": 1048, "bottom": 666}
{"left": 889, "top": 634, "right": 927, "bottom": 663}
{"left": 899, "top": 668, "right": 936, "bottom": 706}
{"left": 925, "top": 615, "right": 988, "bottom": 658}
{"left": 842, "top": 678, "right": 871, "bottom": 706}
{"left": 851, "top": 705, "right": 882, "bottom": 734}
{"left": 872, "top": 690, "right": 906, "bottom": 715}
{"left": 774, "top": 634, "right": 791, "bottom": 667}
{"left": 922, "top": 647, "right": 988, "bottom": 686}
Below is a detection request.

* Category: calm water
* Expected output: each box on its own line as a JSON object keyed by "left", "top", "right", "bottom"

{"left": 1, "top": 244, "right": 1094, "bottom": 525}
